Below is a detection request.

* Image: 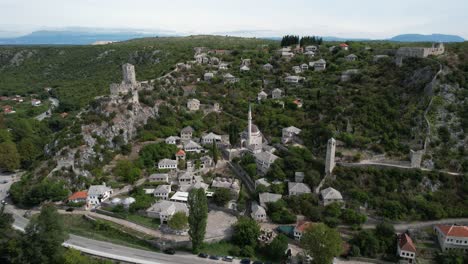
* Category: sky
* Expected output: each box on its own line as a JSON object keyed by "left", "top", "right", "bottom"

{"left": 0, "top": 0, "right": 467, "bottom": 39}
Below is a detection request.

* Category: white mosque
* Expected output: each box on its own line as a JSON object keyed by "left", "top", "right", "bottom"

{"left": 240, "top": 105, "right": 264, "bottom": 154}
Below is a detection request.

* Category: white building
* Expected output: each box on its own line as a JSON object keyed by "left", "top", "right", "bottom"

{"left": 223, "top": 73, "right": 239, "bottom": 83}
{"left": 397, "top": 233, "right": 417, "bottom": 263}
{"left": 31, "top": 99, "right": 42, "bottom": 106}
{"left": 263, "top": 63, "right": 273, "bottom": 71}
{"left": 187, "top": 99, "right": 200, "bottom": 111}
{"left": 251, "top": 202, "right": 267, "bottom": 222}
{"left": 254, "top": 151, "right": 279, "bottom": 175}
{"left": 146, "top": 200, "right": 189, "bottom": 223}
{"left": 240, "top": 65, "right": 250, "bottom": 72}
{"left": 204, "top": 72, "right": 214, "bottom": 81}
{"left": 300, "top": 63, "right": 309, "bottom": 71}
{"left": 201, "top": 132, "right": 222, "bottom": 145}
{"left": 184, "top": 140, "right": 203, "bottom": 153}
{"left": 259, "top": 192, "right": 282, "bottom": 207}
{"left": 180, "top": 126, "right": 194, "bottom": 140}
{"left": 310, "top": 59, "right": 326, "bottom": 71}
{"left": 345, "top": 54, "right": 358, "bottom": 62}
{"left": 434, "top": 224, "right": 468, "bottom": 253}
{"left": 325, "top": 138, "right": 336, "bottom": 176}
{"left": 305, "top": 45, "right": 318, "bottom": 52}
{"left": 158, "top": 159, "right": 178, "bottom": 170}
{"left": 170, "top": 191, "right": 190, "bottom": 203}
{"left": 87, "top": 184, "right": 113, "bottom": 207}
{"left": 165, "top": 136, "right": 180, "bottom": 145}
{"left": 200, "top": 156, "right": 214, "bottom": 169}
{"left": 255, "top": 178, "right": 271, "bottom": 189}
{"left": 257, "top": 90, "right": 268, "bottom": 101}
{"left": 272, "top": 88, "right": 283, "bottom": 99}
{"left": 292, "top": 66, "right": 302, "bottom": 74}
{"left": 282, "top": 126, "right": 301, "bottom": 144}
{"left": 149, "top": 173, "right": 169, "bottom": 183}
{"left": 154, "top": 184, "right": 171, "bottom": 200}
{"left": 285, "top": 76, "right": 303, "bottom": 83}
{"left": 320, "top": 187, "right": 343, "bottom": 206}
{"left": 288, "top": 182, "right": 311, "bottom": 196}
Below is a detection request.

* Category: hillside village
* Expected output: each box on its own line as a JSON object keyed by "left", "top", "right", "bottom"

{"left": 1, "top": 36, "right": 468, "bottom": 264}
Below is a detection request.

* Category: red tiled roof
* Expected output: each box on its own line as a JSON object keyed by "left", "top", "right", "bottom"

{"left": 436, "top": 224, "right": 468, "bottom": 238}
{"left": 295, "top": 221, "right": 314, "bottom": 232}
{"left": 176, "top": 149, "right": 186, "bottom": 156}
{"left": 68, "top": 191, "right": 88, "bottom": 201}
{"left": 340, "top": 43, "right": 349, "bottom": 47}
{"left": 398, "top": 233, "right": 416, "bottom": 253}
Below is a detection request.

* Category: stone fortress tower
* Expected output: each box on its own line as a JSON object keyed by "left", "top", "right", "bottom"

{"left": 325, "top": 138, "right": 336, "bottom": 176}
{"left": 110, "top": 63, "right": 139, "bottom": 103}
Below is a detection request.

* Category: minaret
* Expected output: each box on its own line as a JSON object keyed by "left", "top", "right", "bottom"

{"left": 325, "top": 138, "right": 336, "bottom": 176}
{"left": 248, "top": 104, "right": 252, "bottom": 146}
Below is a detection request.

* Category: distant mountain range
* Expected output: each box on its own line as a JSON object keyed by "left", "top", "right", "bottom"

{"left": 0, "top": 30, "right": 464, "bottom": 45}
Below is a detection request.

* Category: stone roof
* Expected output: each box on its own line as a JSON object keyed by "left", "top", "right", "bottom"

{"left": 258, "top": 91, "right": 268, "bottom": 97}
{"left": 288, "top": 182, "right": 312, "bottom": 194}
{"left": 346, "top": 54, "right": 358, "bottom": 58}
{"left": 240, "top": 65, "right": 250, "bottom": 71}
{"left": 251, "top": 202, "right": 266, "bottom": 215}
{"left": 158, "top": 159, "right": 178, "bottom": 167}
{"left": 149, "top": 173, "right": 169, "bottom": 180}
{"left": 320, "top": 187, "right": 343, "bottom": 200}
{"left": 200, "top": 155, "right": 213, "bottom": 163}
{"left": 181, "top": 126, "right": 194, "bottom": 134}
{"left": 204, "top": 72, "right": 214, "bottom": 77}
{"left": 211, "top": 177, "right": 240, "bottom": 190}
{"left": 154, "top": 184, "right": 171, "bottom": 194}
{"left": 188, "top": 98, "right": 200, "bottom": 104}
{"left": 146, "top": 200, "right": 188, "bottom": 215}
{"left": 184, "top": 140, "right": 202, "bottom": 149}
{"left": 178, "top": 171, "right": 194, "bottom": 180}
{"left": 315, "top": 59, "right": 326, "bottom": 64}
{"left": 259, "top": 192, "right": 282, "bottom": 207}
{"left": 88, "top": 185, "right": 112, "bottom": 196}
{"left": 166, "top": 136, "right": 180, "bottom": 141}
{"left": 202, "top": 132, "right": 221, "bottom": 141}
{"left": 254, "top": 151, "right": 279, "bottom": 164}
{"left": 283, "top": 126, "right": 301, "bottom": 134}
{"left": 255, "top": 178, "right": 271, "bottom": 187}
{"left": 223, "top": 73, "right": 235, "bottom": 78}
{"left": 272, "top": 88, "right": 283, "bottom": 94}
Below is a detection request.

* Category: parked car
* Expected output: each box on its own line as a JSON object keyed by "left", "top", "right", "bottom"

{"left": 198, "top": 253, "right": 208, "bottom": 258}
{"left": 209, "top": 255, "right": 221, "bottom": 260}
{"left": 65, "top": 207, "right": 74, "bottom": 212}
{"left": 240, "top": 259, "right": 251, "bottom": 264}
{"left": 223, "top": 256, "right": 234, "bottom": 262}
{"left": 163, "top": 248, "right": 175, "bottom": 255}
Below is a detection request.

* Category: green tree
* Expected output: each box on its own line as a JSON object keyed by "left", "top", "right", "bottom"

{"left": 17, "top": 138, "right": 41, "bottom": 168}
{"left": 113, "top": 160, "right": 141, "bottom": 183}
{"left": 232, "top": 217, "right": 260, "bottom": 249}
{"left": 0, "top": 142, "right": 20, "bottom": 171}
{"left": 188, "top": 188, "right": 208, "bottom": 253}
{"left": 168, "top": 212, "right": 188, "bottom": 231}
{"left": 139, "top": 143, "right": 177, "bottom": 168}
{"left": 212, "top": 188, "right": 232, "bottom": 207}
{"left": 21, "top": 204, "right": 67, "bottom": 264}
{"left": 351, "top": 230, "right": 380, "bottom": 257}
{"left": 301, "top": 223, "right": 342, "bottom": 264}
{"left": 266, "top": 234, "right": 288, "bottom": 260}
{"left": 212, "top": 141, "right": 219, "bottom": 165}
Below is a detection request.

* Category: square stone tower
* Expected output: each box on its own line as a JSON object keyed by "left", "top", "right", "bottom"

{"left": 325, "top": 138, "right": 336, "bottom": 176}
{"left": 122, "top": 63, "right": 136, "bottom": 85}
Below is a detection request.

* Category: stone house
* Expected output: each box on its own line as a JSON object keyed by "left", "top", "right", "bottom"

{"left": 320, "top": 187, "right": 343, "bottom": 206}
{"left": 257, "top": 90, "right": 268, "bottom": 101}
{"left": 292, "top": 66, "right": 302, "bottom": 74}
{"left": 87, "top": 184, "right": 113, "bottom": 207}
{"left": 187, "top": 98, "right": 200, "bottom": 111}
{"left": 68, "top": 191, "right": 88, "bottom": 204}
{"left": 281, "top": 126, "right": 301, "bottom": 144}
{"left": 240, "top": 65, "right": 250, "bottom": 72}
{"left": 304, "top": 51, "right": 315, "bottom": 57}
{"left": 146, "top": 200, "right": 189, "bottom": 224}
{"left": 184, "top": 140, "right": 203, "bottom": 153}
{"left": 158, "top": 159, "right": 178, "bottom": 170}
{"left": 255, "top": 178, "right": 271, "bottom": 189}
{"left": 201, "top": 132, "right": 222, "bottom": 145}
{"left": 200, "top": 155, "right": 214, "bottom": 169}
{"left": 339, "top": 43, "right": 349, "bottom": 50}
{"left": 305, "top": 45, "right": 318, "bottom": 52}
{"left": 301, "top": 63, "right": 309, "bottom": 71}
{"left": 219, "top": 62, "right": 229, "bottom": 70}
{"left": 285, "top": 75, "right": 303, "bottom": 83}
{"left": 204, "top": 72, "right": 214, "bottom": 81}
{"left": 272, "top": 88, "right": 283, "bottom": 99}
{"left": 259, "top": 192, "right": 282, "bottom": 207}
{"left": 211, "top": 177, "right": 240, "bottom": 193}
{"left": 165, "top": 136, "right": 180, "bottom": 145}
{"left": 345, "top": 54, "right": 358, "bottom": 62}
{"left": 178, "top": 171, "right": 195, "bottom": 185}
{"left": 251, "top": 202, "right": 267, "bottom": 222}
{"left": 180, "top": 126, "right": 194, "bottom": 140}
{"left": 154, "top": 184, "right": 171, "bottom": 200}
{"left": 263, "top": 63, "right": 273, "bottom": 71}
{"left": 288, "top": 182, "right": 311, "bottom": 196}
{"left": 149, "top": 173, "right": 169, "bottom": 183}
{"left": 341, "top": 69, "right": 359, "bottom": 82}
{"left": 175, "top": 149, "right": 186, "bottom": 160}
{"left": 31, "top": 99, "right": 42, "bottom": 106}
{"left": 254, "top": 151, "right": 279, "bottom": 175}
{"left": 224, "top": 73, "right": 239, "bottom": 83}
{"left": 310, "top": 59, "right": 326, "bottom": 71}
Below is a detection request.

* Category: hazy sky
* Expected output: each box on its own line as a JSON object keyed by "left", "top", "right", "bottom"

{"left": 1, "top": 0, "right": 467, "bottom": 38}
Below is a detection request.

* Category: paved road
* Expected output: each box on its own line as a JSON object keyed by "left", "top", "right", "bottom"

{"left": 360, "top": 218, "right": 468, "bottom": 232}
{"left": 228, "top": 162, "right": 255, "bottom": 194}
{"left": 34, "top": 97, "right": 59, "bottom": 121}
